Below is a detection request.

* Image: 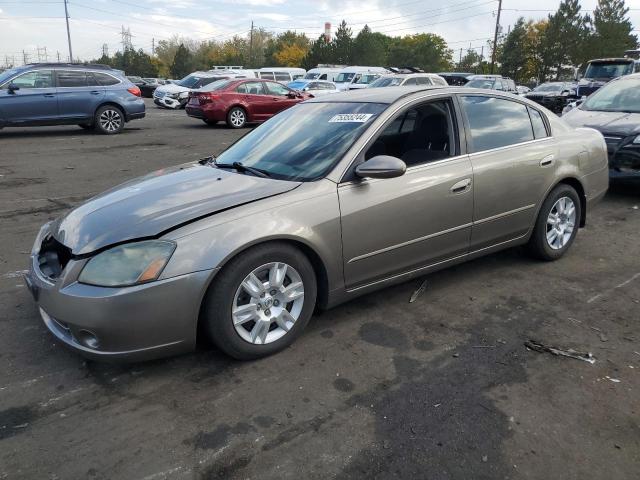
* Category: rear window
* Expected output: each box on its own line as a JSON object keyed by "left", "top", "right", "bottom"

{"left": 461, "top": 96, "right": 534, "bottom": 152}
{"left": 528, "top": 107, "right": 548, "bottom": 139}
{"left": 93, "top": 72, "right": 120, "bottom": 86}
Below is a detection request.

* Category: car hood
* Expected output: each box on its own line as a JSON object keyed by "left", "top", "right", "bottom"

{"left": 527, "top": 91, "right": 562, "bottom": 97}
{"left": 155, "top": 83, "right": 190, "bottom": 95}
{"left": 562, "top": 108, "right": 640, "bottom": 136}
{"left": 51, "top": 163, "right": 301, "bottom": 255}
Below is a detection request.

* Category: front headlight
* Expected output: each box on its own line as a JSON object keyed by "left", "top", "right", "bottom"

{"left": 78, "top": 240, "right": 176, "bottom": 287}
{"left": 178, "top": 91, "right": 189, "bottom": 99}
{"left": 167, "top": 93, "right": 179, "bottom": 99}
{"left": 633, "top": 135, "right": 640, "bottom": 144}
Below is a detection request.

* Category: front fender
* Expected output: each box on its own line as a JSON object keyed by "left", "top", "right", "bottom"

{"left": 159, "top": 179, "right": 344, "bottom": 291}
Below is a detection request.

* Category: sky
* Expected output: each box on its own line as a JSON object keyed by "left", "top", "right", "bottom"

{"left": 0, "top": 0, "right": 638, "bottom": 65}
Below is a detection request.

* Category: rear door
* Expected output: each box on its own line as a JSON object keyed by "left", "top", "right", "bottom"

{"left": 0, "top": 69, "right": 57, "bottom": 124}
{"left": 236, "top": 81, "right": 272, "bottom": 120}
{"left": 56, "top": 70, "right": 105, "bottom": 121}
{"left": 459, "top": 94, "right": 558, "bottom": 250}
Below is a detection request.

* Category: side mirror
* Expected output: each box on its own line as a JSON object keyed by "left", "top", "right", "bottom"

{"left": 355, "top": 155, "right": 407, "bottom": 179}
{"left": 7, "top": 83, "right": 19, "bottom": 93}
{"left": 302, "top": 87, "right": 309, "bottom": 91}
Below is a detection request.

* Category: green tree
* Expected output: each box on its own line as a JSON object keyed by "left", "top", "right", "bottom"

{"left": 459, "top": 49, "right": 482, "bottom": 73}
{"left": 170, "top": 44, "right": 194, "bottom": 78}
{"left": 387, "top": 33, "right": 452, "bottom": 72}
{"left": 264, "top": 31, "right": 309, "bottom": 67}
{"left": 352, "top": 25, "right": 389, "bottom": 66}
{"left": 545, "top": 0, "right": 591, "bottom": 78}
{"left": 333, "top": 20, "right": 353, "bottom": 64}
{"left": 302, "top": 34, "right": 336, "bottom": 69}
{"left": 591, "top": 0, "right": 638, "bottom": 57}
{"left": 499, "top": 17, "right": 530, "bottom": 82}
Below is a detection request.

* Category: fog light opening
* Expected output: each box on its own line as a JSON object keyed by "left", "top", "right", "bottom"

{"left": 77, "top": 330, "right": 100, "bottom": 350}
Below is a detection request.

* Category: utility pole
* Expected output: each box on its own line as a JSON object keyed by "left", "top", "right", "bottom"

{"left": 490, "top": 0, "right": 502, "bottom": 74}
{"left": 248, "top": 21, "right": 254, "bottom": 68}
{"left": 102, "top": 43, "right": 109, "bottom": 58}
{"left": 480, "top": 45, "right": 484, "bottom": 73}
{"left": 56, "top": 51, "right": 61, "bottom": 62}
{"left": 63, "top": 0, "right": 73, "bottom": 62}
{"left": 459, "top": 48, "right": 462, "bottom": 66}
{"left": 22, "top": 50, "right": 29, "bottom": 65}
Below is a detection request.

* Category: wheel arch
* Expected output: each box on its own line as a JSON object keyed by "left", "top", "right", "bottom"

{"left": 94, "top": 101, "right": 126, "bottom": 121}
{"left": 195, "top": 237, "right": 330, "bottom": 344}
{"left": 227, "top": 103, "right": 250, "bottom": 122}
{"left": 556, "top": 177, "right": 587, "bottom": 227}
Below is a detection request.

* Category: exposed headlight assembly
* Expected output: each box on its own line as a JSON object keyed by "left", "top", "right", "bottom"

{"left": 78, "top": 240, "right": 176, "bottom": 287}
{"left": 633, "top": 135, "right": 640, "bottom": 144}
{"left": 178, "top": 91, "right": 190, "bottom": 99}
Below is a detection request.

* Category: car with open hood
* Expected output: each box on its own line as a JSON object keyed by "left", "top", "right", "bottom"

{"left": 576, "top": 58, "right": 638, "bottom": 98}
{"left": 563, "top": 73, "right": 640, "bottom": 179}
{"left": 25, "top": 86, "right": 608, "bottom": 362}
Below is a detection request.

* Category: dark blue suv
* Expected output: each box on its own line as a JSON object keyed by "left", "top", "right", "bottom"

{"left": 0, "top": 63, "right": 145, "bottom": 134}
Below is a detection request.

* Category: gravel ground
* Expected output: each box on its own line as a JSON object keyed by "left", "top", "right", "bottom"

{"left": 1, "top": 100, "right": 639, "bottom": 480}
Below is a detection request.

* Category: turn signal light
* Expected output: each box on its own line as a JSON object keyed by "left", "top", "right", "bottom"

{"left": 127, "top": 86, "right": 142, "bottom": 97}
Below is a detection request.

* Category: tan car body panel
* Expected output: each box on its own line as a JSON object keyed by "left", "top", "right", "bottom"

{"left": 163, "top": 89, "right": 608, "bottom": 311}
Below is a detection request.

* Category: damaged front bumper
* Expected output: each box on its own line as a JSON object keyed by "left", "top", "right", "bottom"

{"left": 604, "top": 135, "right": 640, "bottom": 179}
{"left": 153, "top": 94, "right": 188, "bottom": 109}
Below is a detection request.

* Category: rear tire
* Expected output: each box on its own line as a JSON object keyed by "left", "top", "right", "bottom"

{"left": 94, "top": 105, "right": 124, "bottom": 135}
{"left": 202, "top": 243, "right": 317, "bottom": 360}
{"left": 527, "top": 184, "right": 581, "bottom": 261}
{"left": 226, "top": 107, "right": 247, "bottom": 129}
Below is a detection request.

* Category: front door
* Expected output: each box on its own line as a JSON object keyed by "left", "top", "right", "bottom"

{"left": 55, "top": 70, "right": 105, "bottom": 121}
{"left": 338, "top": 97, "right": 474, "bottom": 288}
{"left": 0, "top": 69, "right": 58, "bottom": 124}
{"left": 458, "top": 95, "right": 558, "bottom": 250}
{"left": 236, "top": 81, "right": 272, "bottom": 121}
{"left": 264, "top": 82, "right": 298, "bottom": 115}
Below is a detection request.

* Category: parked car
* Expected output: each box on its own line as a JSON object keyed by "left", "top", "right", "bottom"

{"left": 334, "top": 66, "right": 390, "bottom": 91}
{"left": 303, "top": 67, "right": 343, "bottom": 82}
{"left": 438, "top": 72, "right": 474, "bottom": 86}
{"left": 576, "top": 58, "right": 639, "bottom": 97}
{"left": 0, "top": 63, "right": 145, "bottom": 134}
{"left": 139, "top": 78, "right": 165, "bottom": 98}
{"left": 467, "top": 75, "right": 517, "bottom": 93}
{"left": 524, "top": 82, "right": 577, "bottom": 114}
{"left": 368, "top": 73, "right": 448, "bottom": 88}
{"left": 563, "top": 73, "right": 640, "bottom": 179}
{"left": 153, "top": 71, "right": 232, "bottom": 109}
{"left": 257, "top": 68, "right": 306, "bottom": 83}
{"left": 286, "top": 79, "right": 338, "bottom": 96}
{"left": 185, "top": 78, "right": 310, "bottom": 128}
{"left": 516, "top": 85, "right": 531, "bottom": 95}
{"left": 25, "top": 86, "right": 608, "bottom": 362}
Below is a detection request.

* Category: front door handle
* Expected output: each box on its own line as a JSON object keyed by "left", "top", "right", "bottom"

{"left": 450, "top": 178, "right": 472, "bottom": 193}
{"left": 540, "top": 154, "right": 555, "bottom": 167}
{"left": 43, "top": 93, "right": 56, "bottom": 98}
{"left": 90, "top": 90, "right": 102, "bottom": 95}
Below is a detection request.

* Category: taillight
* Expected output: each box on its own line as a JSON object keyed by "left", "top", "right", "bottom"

{"left": 199, "top": 93, "right": 220, "bottom": 104}
{"left": 127, "top": 86, "right": 141, "bottom": 97}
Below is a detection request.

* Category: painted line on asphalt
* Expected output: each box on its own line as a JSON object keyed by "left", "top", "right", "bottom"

{"left": 587, "top": 272, "right": 640, "bottom": 303}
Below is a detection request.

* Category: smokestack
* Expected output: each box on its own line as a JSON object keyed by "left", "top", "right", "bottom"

{"left": 324, "top": 22, "right": 331, "bottom": 42}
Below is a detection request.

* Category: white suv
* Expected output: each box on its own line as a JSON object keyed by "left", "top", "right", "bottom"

{"left": 368, "top": 73, "right": 448, "bottom": 88}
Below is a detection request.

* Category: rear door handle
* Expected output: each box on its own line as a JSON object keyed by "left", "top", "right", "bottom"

{"left": 540, "top": 154, "right": 555, "bottom": 167}
{"left": 90, "top": 90, "right": 102, "bottom": 95}
{"left": 450, "top": 178, "right": 472, "bottom": 193}
{"left": 43, "top": 93, "right": 56, "bottom": 98}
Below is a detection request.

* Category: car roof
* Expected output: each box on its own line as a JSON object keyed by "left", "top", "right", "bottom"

{"left": 305, "top": 85, "right": 545, "bottom": 105}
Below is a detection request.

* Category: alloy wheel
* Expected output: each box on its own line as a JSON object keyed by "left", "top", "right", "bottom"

{"left": 546, "top": 196, "right": 576, "bottom": 250}
{"left": 230, "top": 109, "right": 245, "bottom": 127}
{"left": 99, "top": 109, "right": 122, "bottom": 132}
{"left": 232, "top": 262, "right": 305, "bottom": 345}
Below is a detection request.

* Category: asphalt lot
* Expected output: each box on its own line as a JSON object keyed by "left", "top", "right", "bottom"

{"left": 1, "top": 99, "right": 639, "bottom": 479}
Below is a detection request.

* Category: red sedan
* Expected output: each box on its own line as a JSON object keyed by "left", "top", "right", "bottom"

{"left": 185, "top": 79, "right": 311, "bottom": 128}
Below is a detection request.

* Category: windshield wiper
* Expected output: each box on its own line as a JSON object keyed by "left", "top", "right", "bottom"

{"left": 214, "top": 160, "right": 271, "bottom": 178}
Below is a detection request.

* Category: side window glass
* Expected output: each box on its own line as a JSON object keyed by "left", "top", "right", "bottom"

{"left": 365, "top": 100, "right": 456, "bottom": 166}
{"left": 418, "top": 77, "right": 432, "bottom": 85}
{"left": 494, "top": 80, "right": 503, "bottom": 91}
{"left": 260, "top": 72, "right": 275, "bottom": 81}
{"left": 461, "top": 96, "right": 534, "bottom": 152}
{"left": 275, "top": 72, "right": 291, "bottom": 82}
{"left": 266, "top": 82, "right": 290, "bottom": 96}
{"left": 528, "top": 107, "right": 549, "bottom": 139}
{"left": 57, "top": 71, "right": 88, "bottom": 87}
{"left": 237, "top": 82, "right": 265, "bottom": 95}
{"left": 93, "top": 72, "right": 119, "bottom": 86}
{"left": 404, "top": 78, "right": 418, "bottom": 86}
{"left": 10, "top": 70, "right": 54, "bottom": 89}
{"left": 320, "top": 74, "right": 327, "bottom": 80}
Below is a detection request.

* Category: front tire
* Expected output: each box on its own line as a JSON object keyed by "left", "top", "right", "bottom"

{"left": 202, "top": 243, "right": 317, "bottom": 360}
{"left": 226, "top": 106, "right": 247, "bottom": 129}
{"left": 94, "top": 105, "right": 124, "bottom": 134}
{"left": 527, "top": 184, "right": 581, "bottom": 261}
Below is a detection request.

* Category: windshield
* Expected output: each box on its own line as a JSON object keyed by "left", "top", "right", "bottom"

{"left": 127, "top": 76, "right": 143, "bottom": 83}
{"left": 0, "top": 68, "right": 20, "bottom": 85}
{"left": 467, "top": 79, "right": 495, "bottom": 89}
{"left": 196, "top": 79, "right": 232, "bottom": 91}
{"left": 355, "top": 74, "right": 381, "bottom": 85}
{"left": 214, "top": 102, "right": 386, "bottom": 181}
{"left": 534, "top": 83, "right": 565, "bottom": 92}
{"left": 335, "top": 72, "right": 355, "bottom": 83}
{"left": 581, "top": 77, "right": 640, "bottom": 113}
{"left": 584, "top": 62, "right": 633, "bottom": 80}
{"left": 370, "top": 77, "right": 403, "bottom": 88}
{"left": 178, "top": 74, "right": 206, "bottom": 88}
{"left": 304, "top": 72, "right": 321, "bottom": 79}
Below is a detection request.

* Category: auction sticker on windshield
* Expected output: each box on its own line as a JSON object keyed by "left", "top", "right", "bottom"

{"left": 329, "top": 113, "right": 375, "bottom": 123}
